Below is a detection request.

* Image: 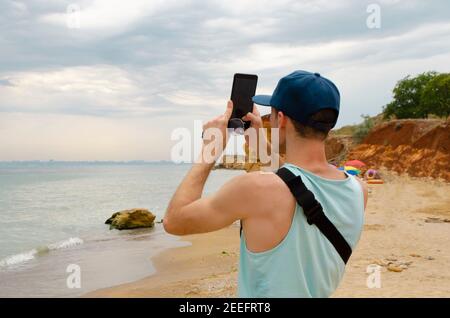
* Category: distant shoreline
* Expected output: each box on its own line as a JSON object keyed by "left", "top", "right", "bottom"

{"left": 0, "top": 160, "right": 188, "bottom": 164}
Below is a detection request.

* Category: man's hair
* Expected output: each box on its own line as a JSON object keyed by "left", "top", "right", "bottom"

{"left": 277, "top": 109, "right": 337, "bottom": 141}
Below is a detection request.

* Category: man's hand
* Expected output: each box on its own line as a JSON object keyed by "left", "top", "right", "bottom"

{"left": 199, "top": 100, "right": 233, "bottom": 164}
{"left": 242, "top": 105, "right": 266, "bottom": 157}
{"left": 242, "top": 104, "right": 285, "bottom": 169}
{"left": 242, "top": 104, "right": 263, "bottom": 130}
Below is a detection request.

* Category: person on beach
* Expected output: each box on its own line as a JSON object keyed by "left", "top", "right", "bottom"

{"left": 164, "top": 70, "right": 368, "bottom": 297}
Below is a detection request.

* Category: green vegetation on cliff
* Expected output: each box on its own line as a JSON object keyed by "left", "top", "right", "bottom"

{"left": 383, "top": 71, "right": 450, "bottom": 120}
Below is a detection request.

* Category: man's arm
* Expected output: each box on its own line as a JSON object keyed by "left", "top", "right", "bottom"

{"left": 164, "top": 100, "right": 252, "bottom": 235}
{"left": 163, "top": 169, "right": 254, "bottom": 235}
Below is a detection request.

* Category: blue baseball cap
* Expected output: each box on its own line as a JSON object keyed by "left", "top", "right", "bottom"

{"left": 252, "top": 70, "right": 340, "bottom": 131}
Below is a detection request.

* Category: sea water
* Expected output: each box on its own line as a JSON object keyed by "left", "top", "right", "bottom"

{"left": 0, "top": 161, "right": 243, "bottom": 297}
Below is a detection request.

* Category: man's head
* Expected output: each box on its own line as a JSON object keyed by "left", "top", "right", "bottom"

{"left": 253, "top": 70, "right": 340, "bottom": 145}
{"left": 270, "top": 107, "right": 337, "bottom": 143}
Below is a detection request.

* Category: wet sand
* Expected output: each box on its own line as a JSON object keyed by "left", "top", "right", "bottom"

{"left": 87, "top": 171, "right": 450, "bottom": 297}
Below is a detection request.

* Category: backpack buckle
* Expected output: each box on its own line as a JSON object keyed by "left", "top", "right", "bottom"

{"left": 303, "top": 201, "right": 323, "bottom": 225}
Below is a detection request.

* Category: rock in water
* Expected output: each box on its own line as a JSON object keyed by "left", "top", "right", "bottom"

{"left": 105, "top": 209, "right": 156, "bottom": 230}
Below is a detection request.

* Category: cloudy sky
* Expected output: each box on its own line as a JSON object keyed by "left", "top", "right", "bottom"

{"left": 0, "top": 0, "right": 449, "bottom": 161}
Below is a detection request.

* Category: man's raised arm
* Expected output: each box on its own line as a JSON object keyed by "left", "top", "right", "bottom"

{"left": 164, "top": 101, "right": 250, "bottom": 235}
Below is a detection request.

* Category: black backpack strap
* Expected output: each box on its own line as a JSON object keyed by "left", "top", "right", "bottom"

{"left": 276, "top": 167, "right": 352, "bottom": 264}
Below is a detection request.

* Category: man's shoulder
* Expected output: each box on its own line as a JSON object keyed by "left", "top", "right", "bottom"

{"left": 233, "top": 170, "right": 286, "bottom": 192}
{"left": 226, "top": 170, "right": 293, "bottom": 212}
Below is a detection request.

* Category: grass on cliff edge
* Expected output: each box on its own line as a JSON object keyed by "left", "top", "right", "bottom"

{"left": 330, "top": 113, "right": 445, "bottom": 142}
{"left": 331, "top": 113, "right": 386, "bottom": 144}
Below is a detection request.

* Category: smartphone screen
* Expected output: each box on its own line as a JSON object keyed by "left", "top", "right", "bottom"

{"left": 229, "top": 73, "right": 258, "bottom": 130}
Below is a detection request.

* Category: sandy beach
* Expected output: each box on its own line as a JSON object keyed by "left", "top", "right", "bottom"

{"left": 87, "top": 170, "right": 450, "bottom": 298}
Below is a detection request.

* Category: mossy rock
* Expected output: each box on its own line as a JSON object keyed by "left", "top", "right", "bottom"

{"left": 105, "top": 208, "right": 156, "bottom": 230}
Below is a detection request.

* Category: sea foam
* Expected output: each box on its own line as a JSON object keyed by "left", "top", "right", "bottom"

{"left": 0, "top": 237, "right": 84, "bottom": 268}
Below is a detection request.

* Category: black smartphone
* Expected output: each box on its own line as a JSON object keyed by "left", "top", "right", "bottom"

{"left": 228, "top": 73, "right": 258, "bottom": 132}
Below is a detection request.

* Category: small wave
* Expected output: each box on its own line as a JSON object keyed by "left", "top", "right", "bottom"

{"left": 0, "top": 250, "right": 37, "bottom": 267}
{"left": 0, "top": 237, "right": 84, "bottom": 268}
{"left": 48, "top": 237, "right": 83, "bottom": 250}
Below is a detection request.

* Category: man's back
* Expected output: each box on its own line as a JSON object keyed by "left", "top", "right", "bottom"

{"left": 238, "top": 163, "right": 365, "bottom": 297}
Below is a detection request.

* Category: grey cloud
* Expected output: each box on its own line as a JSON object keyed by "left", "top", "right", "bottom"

{"left": 2, "top": 0, "right": 450, "bottom": 71}
{"left": 0, "top": 0, "right": 449, "bottom": 123}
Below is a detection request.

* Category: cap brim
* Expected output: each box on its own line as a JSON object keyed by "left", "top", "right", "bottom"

{"left": 252, "top": 95, "right": 272, "bottom": 106}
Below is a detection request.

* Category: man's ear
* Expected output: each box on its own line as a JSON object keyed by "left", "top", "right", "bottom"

{"left": 277, "top": 111, "right": 287, "bottom": 128}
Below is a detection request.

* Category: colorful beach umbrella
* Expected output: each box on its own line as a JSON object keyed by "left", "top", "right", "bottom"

{"left": 338, "top": 166, "right": 361, "bottom": 176}
{"left": 344, "top": 160, "right": 366, "bottom": 169}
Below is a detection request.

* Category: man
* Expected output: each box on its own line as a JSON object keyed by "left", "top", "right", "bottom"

{"left": 164, "top": 70, "right": 367, "bottom": 297}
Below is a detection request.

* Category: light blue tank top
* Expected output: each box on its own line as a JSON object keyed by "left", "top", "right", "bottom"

{"left": 238, "top": 163, "right": 365, "bottom": 298}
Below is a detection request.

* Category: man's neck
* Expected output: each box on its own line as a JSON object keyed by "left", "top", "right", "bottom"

{"left": 284, "top": 135, "right": 329, "bottom": 172}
